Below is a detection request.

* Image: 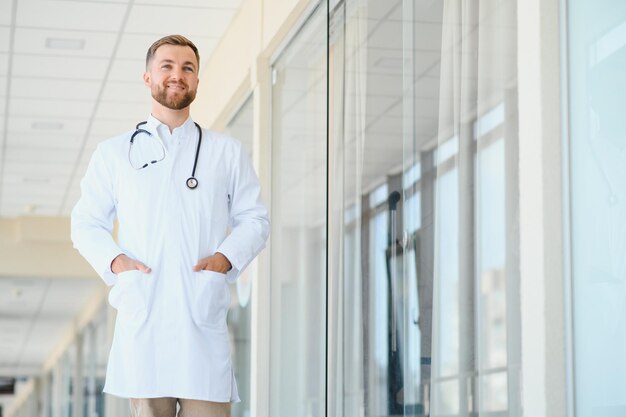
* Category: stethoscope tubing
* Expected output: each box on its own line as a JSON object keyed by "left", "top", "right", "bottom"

{"left": 130, "top": 121, "right": 202, "bottom": 189}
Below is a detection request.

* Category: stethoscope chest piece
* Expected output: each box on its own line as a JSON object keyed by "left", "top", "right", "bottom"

{"left": 186, "top": 177, "right": 198, "bottom": 189}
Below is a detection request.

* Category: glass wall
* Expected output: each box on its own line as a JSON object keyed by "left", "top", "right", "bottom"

{"left": 568, "top": 1, "right": 626, "bottom": 415}
{"left": 81, "top": 305, "right": 108, "bottom": 417}
{"left": 224, "top": 95, "right": 254, "bottom": 417}
{"left": 269, "top": 4, "right": 328, "bottom": 417}
{"left": 327, "top": 0, "right": 520, "bottom": 416}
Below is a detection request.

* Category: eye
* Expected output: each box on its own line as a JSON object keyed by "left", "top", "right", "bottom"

{"left": 184, "top": 66, "right": 195, "bottom": 73}
{"left": 161, "top": 64, "right": 172, "bottom": 70}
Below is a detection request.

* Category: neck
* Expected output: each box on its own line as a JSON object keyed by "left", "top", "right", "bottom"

{"left": 151, "top": 102, "right": 191, "bottom": 132}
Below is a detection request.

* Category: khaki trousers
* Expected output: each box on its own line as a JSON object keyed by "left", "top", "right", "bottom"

{"left": 129, "top": 398, "right": 231, "bottom": 417}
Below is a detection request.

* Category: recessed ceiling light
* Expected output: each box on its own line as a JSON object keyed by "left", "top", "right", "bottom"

{"left": 22, "top": 177, "right": 50, "bottom": 184}
{"left": 32, "top": 121, "right": 63, "bottom": 130}
{"left": 45, "top": 37, "right": 85, "bottom": 50}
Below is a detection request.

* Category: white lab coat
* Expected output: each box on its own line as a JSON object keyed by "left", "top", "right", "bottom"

{"left": 71, "top": 116, "right": 269, "bottom": 402}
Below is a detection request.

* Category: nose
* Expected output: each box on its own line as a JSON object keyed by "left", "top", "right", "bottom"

{"left": 170, "top": 67, "right": 184, "bottom": 81}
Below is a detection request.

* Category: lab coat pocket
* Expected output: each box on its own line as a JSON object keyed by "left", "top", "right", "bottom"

{"left": 193, "top": 270, "right": 230, "bottom": 328}
{"left": 109, "top": 270, "right": 150, "bottom": 326}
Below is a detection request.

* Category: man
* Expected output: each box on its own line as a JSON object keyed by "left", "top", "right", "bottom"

{"left": 71, "top": 35, "right": 269, "bottom": 417}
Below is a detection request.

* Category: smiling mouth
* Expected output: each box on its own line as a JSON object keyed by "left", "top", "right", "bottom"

{"left": 167, "top": 84, "right": 186, "bottom": 91}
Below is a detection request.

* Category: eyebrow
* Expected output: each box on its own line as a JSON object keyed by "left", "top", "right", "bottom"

{"left": 158, "top": 59, "right": 197, "bottom": 70}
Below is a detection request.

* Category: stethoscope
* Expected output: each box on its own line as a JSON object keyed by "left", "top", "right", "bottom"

{"left": 130, "top": 121, "right": 202, "bottom": 190}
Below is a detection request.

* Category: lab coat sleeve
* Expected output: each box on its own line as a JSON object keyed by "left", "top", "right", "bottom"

{"left": 70, "top": 144, "right": 123, "bottom": 286}
{"left": 217, "top": 143, "right": 270, "bottom": 283}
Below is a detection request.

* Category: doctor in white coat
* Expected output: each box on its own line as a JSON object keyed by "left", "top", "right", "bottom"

{"left": 71, "top": 35, "right": 269, "bottom": 417}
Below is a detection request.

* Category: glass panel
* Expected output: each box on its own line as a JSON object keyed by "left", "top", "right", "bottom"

{"left": 329, "top": 0, "right": 520, "bottom": 417}
{"left": 83, "top": 325, "right": 92, "bottom": 417}
{"left": 568, "top": 2, "right": 626, "bottom": 416}
{"left": 59, "top": 348, "right": 73, "bottom": 417}
{"left": 224, "top": 95, "right": 254, "bottom": 417}
{"left": 269, "top": 4, "right": 327, "bottom": 417}
{"left": 82, "top": 305, "right": 108, "bottom": 417}
{"left": 224, "top": 96, "right": 254, "bottom": 159}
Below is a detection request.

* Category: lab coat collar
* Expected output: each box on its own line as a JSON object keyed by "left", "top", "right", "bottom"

{"left": 145, "top": 114, "right": 196, "bottom": 140}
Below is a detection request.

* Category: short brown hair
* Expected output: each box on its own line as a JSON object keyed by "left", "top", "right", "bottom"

{"left": 146, "top": 35, "right": 200, "bottom": 70}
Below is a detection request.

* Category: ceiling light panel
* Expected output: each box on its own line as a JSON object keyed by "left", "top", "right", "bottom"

{"left": 3, "top": 159, "right": 78, "bottom": 178}
{"left": 9, "top": 98, "right": 96, "bottom": 119}
{"left": 31, "top": 121, "right": 64, "bottom": 130}
{"left": 126, "top": 5, "right": 235, "bottom": 38}
{"left": 8, "top": 116, "right": 89, "bottom": 135}
{"left": 17, "top": 0, "right": 127, "bottom": 32}
{"left": 2, "top": 172, "right": 67, "bottom": 187}
{"left": 9, "top": 78, "right": 101, "bottom": 101}
{"left": 5, "top": 147, "right": 78, "bottom": 164}
{"left": 14, "top": 28, "right": 117, "bottom": 58}
{"left": 6, "top": 132, "right": 84, "bottom": 150}
{"left": 12, "top": 55, "right": 109, "bottom": 81}
{"left": 46, "top": 38, "right": 84, "bottom": 50}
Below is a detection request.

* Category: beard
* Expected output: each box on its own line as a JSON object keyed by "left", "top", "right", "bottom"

{"left": 152, "top": 81, "right": 197, "bottom": 110}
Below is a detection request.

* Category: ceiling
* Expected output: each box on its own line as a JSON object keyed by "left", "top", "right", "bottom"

{"left": 0, "top": 276, "right": 100, "bottom": 411}
{"left": 0, "top": 0, "right": 245, "bottom": 218}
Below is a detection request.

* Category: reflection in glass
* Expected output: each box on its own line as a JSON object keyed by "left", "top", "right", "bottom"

{"left": 328, "top": 0, "right": 520, "bottom": 416}
{"left": 224, "top": 95, "right": 254, "bottom": 417}
{"left": 569, "top": 2, "right": 626, "bottom": 416}
{"left": 269, "top": 4, "right": 327, "bottom": 417}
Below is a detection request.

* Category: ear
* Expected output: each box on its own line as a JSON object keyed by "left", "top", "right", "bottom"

{"left": 143, "top": 71, "right": 151, "bottom": 87}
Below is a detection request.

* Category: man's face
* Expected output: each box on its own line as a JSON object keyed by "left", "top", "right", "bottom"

{"left": 144, "top": 44, "right": 199, "bottom": 110}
